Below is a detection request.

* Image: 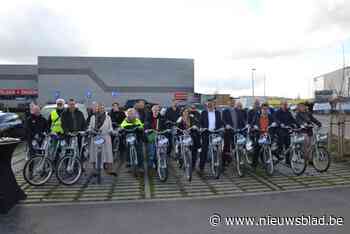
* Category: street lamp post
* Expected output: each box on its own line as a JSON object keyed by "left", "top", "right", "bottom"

{"left": 251, "top": 68, "right": 256, "bottom": 97}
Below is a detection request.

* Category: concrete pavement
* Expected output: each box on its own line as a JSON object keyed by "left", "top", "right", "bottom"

{"left": 1, "top": 186, "right": 349, "bottom": 234}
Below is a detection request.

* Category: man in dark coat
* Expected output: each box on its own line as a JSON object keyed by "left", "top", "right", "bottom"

{"left": 273, "top": 101, "right": 299, "bottom": 164}
{"left": 199, "top": 100, "right": 223, "bottom": 175}
{"left": 109, "top": 102, "right": 126, "bottom": 128}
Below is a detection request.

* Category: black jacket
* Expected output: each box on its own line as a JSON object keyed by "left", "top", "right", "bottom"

{"left": 144, "top": 113, "right": 166, "bottom": 130}
{"left": 109, "top": 110, "right": 126, "bottom": 127}
{"left": 189, "top": 110, "right": 201, "bottom": 127}
{"left": 61, "top": 109, "right": 86, "bottom": 133}
{"left": 222, "top": 108, "right": 247, "bottom": 129}
{"left": 200, "top": 110, "right": 222, "bottom": 130}
{"left": 136, "top": 108, "right": 149, "bottom": 124}
{"left": 248, "top": 108, "right": 259, "bottom": 125}
{"left": 25, "top": 114, "right": 49, "bottom": 139}
{"left": 273, "top": 108, "right": 299, "bottom": 127}
{"left": 295, "top": 112, "right": 321, "bottom": 127}
{"left": 165, "top": 107, "right": 181, "bottom": 123}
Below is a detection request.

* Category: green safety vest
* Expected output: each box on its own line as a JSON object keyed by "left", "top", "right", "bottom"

{"left": 50, "top": 110, "right": 64, "bottom": 134}
{"left": 120, "top": 118, "right": 144, "bottom": 129}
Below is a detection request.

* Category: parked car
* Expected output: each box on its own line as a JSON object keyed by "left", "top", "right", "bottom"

{"left": 124, "top": 99, "right": 157, "bottom": 110}
{"left": 0, "top": 112, "right": 25, "bottom": 139}
{"left": 41, "top": 103, "right": 88, "bottom": 120}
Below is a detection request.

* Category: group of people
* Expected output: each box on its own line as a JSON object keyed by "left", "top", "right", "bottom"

{"left": 25, "top": 96, "right": 322, "bottom": 178}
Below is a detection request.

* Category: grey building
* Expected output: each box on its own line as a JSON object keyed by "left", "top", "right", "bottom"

{"left": 313, "top": 67, "right": 350, "bottom": 98}
{"left": 0, "top": 65, "right": 38, "bottom": 109}
{"left": 0, "top": 56, "right": 194, "bottom": 108}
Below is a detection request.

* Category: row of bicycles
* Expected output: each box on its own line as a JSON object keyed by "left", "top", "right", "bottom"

{"left": 22, "top": 122, "right": 331, "bottom": 186}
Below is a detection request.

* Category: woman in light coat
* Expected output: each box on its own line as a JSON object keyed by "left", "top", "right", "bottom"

{"left": 88, "top": 103, "right": 116, "bottom": 176}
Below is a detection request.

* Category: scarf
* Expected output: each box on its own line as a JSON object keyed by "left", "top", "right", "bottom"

{"left": 95, "top": 112, "right": 106, "bottom": 130}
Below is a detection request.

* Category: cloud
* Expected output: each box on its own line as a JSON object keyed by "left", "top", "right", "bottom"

{"left": 0, "top": 1, "right": 87, "bottom": 63}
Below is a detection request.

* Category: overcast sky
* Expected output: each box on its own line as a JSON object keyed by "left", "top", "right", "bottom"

{"left": 1, "top": 0, "right": 350, "bottom": 98}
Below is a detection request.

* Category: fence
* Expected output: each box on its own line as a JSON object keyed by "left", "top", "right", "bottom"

{"left": 316, "top": 114, "right": 350, "bottom": 159}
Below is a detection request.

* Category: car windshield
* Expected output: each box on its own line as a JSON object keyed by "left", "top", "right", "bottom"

{"left": 0, "top": 113, "right": 19, "bottom": 123}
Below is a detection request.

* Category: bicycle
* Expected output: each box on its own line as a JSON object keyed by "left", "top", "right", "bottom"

{"left": 23, "top": 132, "right": 65, "bottom": 186}
{"left": 226, "top": 126, "right": 251, "bottom": 177}
{"left": 121, "top": 126, "right": 143, "bottom": 177}
{"left": 25, "top": 133, "right": 46, "bottom": 161}
{"left": 175, "top": 126, "right": 197, "bottom": 181}
{"left": 111, "top": 128, "right": 122, "bottom": 163}
{"left": 88, "top": 129, "right": 105, "bottom": 184}
{"left": 145, "top": 129, "right": 171, "bottom": 182}
{"left": 272, "top": 125, "right": 307, "bottom": 176}
{"left": 306, "top": 125, "right": 331, "bottom": 172}
{"left": 56, "top": 131, "right": 86, "bottom": 185}
{"left": 201, "top": 128, "right": 224, "bottom": 179}
{"left": 251, "top": 124, "right": 278, "bottom": 176}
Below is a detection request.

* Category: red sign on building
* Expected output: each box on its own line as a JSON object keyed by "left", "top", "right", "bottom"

{"left": 174, "top": 92, "right": 188, "bottom": 101}
{"left": 0, "top": 89, "right": 38, "bottom": 96}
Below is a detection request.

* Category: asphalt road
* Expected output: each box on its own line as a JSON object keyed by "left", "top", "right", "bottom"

{"left": 1, "top": 186, "right": 349, "bottom": 234}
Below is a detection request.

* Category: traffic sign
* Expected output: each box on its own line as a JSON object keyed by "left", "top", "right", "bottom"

{"left": 55, "top": 90, "right": 60, "bottom": 99}
{"left": 112, "top": 91, "right": 118, "bottom": 97}
{"left": 86, "top": 91, "right": 92, "bottom": 99}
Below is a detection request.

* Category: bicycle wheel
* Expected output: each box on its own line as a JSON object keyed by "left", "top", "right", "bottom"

{"left": 183, "top": 148, "right": 192, "bottom": 181}
{"left": 112, "top": 137, "right": 120, "bottom": 162}
{"left": 290, "top": 149, "right": 307, "bottom": 176}
{"left": 212, "top": 147, "right": 221, "bottom": 179}
{"left": 235, "top": 149, "right": 245, "bottom": 177}
{"left": 312, "top": 146, "right": 331, "bottom": 172}
{"left": 263, "top": 147, "right": 274, "bottom": 176}
{"left": 130, "top": 146, "right": 138, "bottom": 177}
{"left": 157, "top": 151, "right": 168, "bottom": 182}
{"left": 56, "top": 156, "right": 83, "bottom": 185}
{"left": 23, "top": 156, "right": 53, "bottom": 186}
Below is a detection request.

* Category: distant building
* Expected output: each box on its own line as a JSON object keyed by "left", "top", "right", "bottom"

{"left": 313, "top": 67, "right": 350, "bottom": 98}
{"left": 0, "top": 56, "right": 194, "bottom": 108}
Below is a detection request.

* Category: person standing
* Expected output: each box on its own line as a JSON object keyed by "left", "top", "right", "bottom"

{"left": 295, "top": 102, "right": 322, "bottom": 161}
{"left": 61, "top": 99, "right": 86, "bottom": 151}
{"left": 165, "top": 99, "right": 181, "bottom": 124}
{"left": 61, "top": 99, "right": 86, "bottom": 133}
{"left": 177, "top": 107, "right": 201, "bottom": 170}
{"left": 109, "top": 102, "right": 126, "bottom": 129}
{"left": 134, "top": 100, "right": 149, "bottom": 124}
{"left": 251, "top": 103, "right": 275, "bottom": 169}
{"left": 88, "top": 103, "right": 116, "bottom": 176}
{"left": 222, "top": 99, "right": 238, "bottom": 169}
{"left": 274, "top": 101, "right": 299, "bottom": 164}
{"left": 199, "top": 101, "right": 223, "bottom": 176}
{"left": 145, "top": 105, "right": 162, "bottom": 169}
{"left": 48, "top": 99, "right": 66, "bottom": 135}
{"left": 248, "top": 99, "right": 261, "bottom": 126}
{"left": 25, "top": 105, "right": 49, "bottom": 156}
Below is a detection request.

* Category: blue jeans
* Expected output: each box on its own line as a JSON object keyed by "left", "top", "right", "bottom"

{"left": 147, "top": 143, "right": 156, "bottom": 168}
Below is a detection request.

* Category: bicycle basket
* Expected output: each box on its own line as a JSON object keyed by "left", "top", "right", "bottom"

{"left": 236, "top": 134, "right": 246, "bottom": 145}
{"left": 180, "top": 135, "right": 192, "bottom": 146}
{"left": 94, "top": 136, "right": 105, "bottom": 145}
{"left": 156, "top": 135, "right": 169, "bottom": 147}
{"left": 126, "top": 134, "right": 136, "bottom": 144}
{"left": 292, "top": 134, "right": 305, "bottom": 144}
{"left": 316, "top": 133, "right": 328, "bottom": 143}
{"left": 258, "top": 135, "right": 270, "bottom": 145}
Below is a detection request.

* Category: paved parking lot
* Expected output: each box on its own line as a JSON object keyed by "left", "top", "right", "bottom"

{"left": 12, "top": 146, "right": 350, "bottom": 205}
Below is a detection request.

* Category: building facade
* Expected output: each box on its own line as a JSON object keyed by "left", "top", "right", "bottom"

{"left": 0, "top": 56, "right": 194, "bottom": 108}
{"left": 313, "top": 67, "right": 350, "bottom": 98}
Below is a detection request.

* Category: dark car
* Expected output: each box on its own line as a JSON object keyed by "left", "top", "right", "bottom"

{"left": 0, "top": 112, "right": 25, "bottom": 139}
{"left": 125, "top": 99, "right": 157, "bottom": 110}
